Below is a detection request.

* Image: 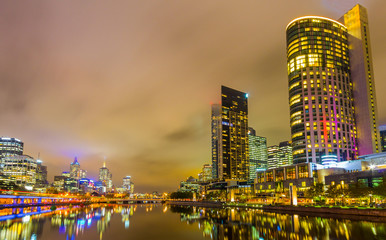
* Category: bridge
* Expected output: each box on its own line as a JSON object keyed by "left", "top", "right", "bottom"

{"left": 0, "top": 194, "right": 86, "bottom": 209}
{"left": 92, "top": 198, "right": 164, "bottom": 204}
{"left": 0, "top": 194, "right": 164, "bottom": 208}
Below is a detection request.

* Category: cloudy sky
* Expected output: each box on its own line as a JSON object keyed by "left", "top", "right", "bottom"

{"left": 1, "top": 0, "right": 385, "bottom": 192}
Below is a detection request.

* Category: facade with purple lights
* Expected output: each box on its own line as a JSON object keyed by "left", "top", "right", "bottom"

{"left": 286, "top": 4, "right": 380, "bottom": 164}
{"left": 287, "top": 16, "right": 357, "bottom": 163}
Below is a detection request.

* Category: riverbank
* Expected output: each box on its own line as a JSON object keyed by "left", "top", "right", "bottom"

{"left": 0, "top": 201, "right": 91, "bottom": 209}
{"left": 166, "top": 200, "right": 224, "bottom": 208}
{"left": 167, "top": 200, "right": 386, "bottom": 217}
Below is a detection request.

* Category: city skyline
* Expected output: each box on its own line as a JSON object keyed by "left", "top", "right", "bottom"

{"left": 1, "top": 1, "right": 386, "bottom": 192}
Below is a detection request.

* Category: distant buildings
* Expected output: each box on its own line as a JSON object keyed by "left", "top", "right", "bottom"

{"left": 267, "top": 141, "right": 293, "bottom": 169}
{"left": 286, "top": 4, "right": 379, "bottom": 164}
{"left": 121, "top": 176, "right": 134, "bottom": 194}
{"left": 99, "top": 162, "right": 113, "bottom": 191}
{"left": 70, "top": 157, "right": 84, "bottom": 180}
{"left": 198, "top": 164, "right": 212, "bottom": 182}
{"left": 211, "top": 86, "right": 249, "bottom": 181}
{"left": 35, "top": 159, "right": 48, "bottom": 187}
{"left": 248, "top": 127, "right": 268, "bottom": 181}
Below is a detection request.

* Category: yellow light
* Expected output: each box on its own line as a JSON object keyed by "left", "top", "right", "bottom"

{"left": 286, "top": 16, "right": 347, "bottom": 30}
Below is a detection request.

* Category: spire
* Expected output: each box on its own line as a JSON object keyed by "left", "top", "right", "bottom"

{"left": 72, "top": 156, "right": 80, "bottom": 165}
{"left": 103, "top": 161, "right": 106, "bottom": 168}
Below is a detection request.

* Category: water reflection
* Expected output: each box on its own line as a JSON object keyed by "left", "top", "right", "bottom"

{"left": 0, "top": 204, "right": 136, "bottom": 240}
{"left": 170, "top": 206, "right": 386, "bottom": 240}
{"left": 0, "top": 204, "right": 384, "bottom": 240}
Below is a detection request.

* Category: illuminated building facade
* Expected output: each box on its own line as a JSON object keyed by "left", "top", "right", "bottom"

{"left": 380, "top": 125, "right": 386, "bottom": 152}
{"left": 339, "top": 5, "right": 380, "bottom": 155}
{"left": 287, "top": 16, "right": 357, "bottom": 163}
{"left": 179, "top": 176, "right": 200, "bottom": 192}
{"left": 99, "top": 162, "right": 113, "bottom": 191}
{"left": 267, "top": 141, "right": 293, "bottom": 169}
{"left": 1, "top": 155, "right": 37, "bottom": 187}
{"left": 255, "top": 162, "right": 316, "bottom": 196}
{"left": 211, "top": 104, "right": 222, "bottom": 179}
{"left": 199, "top": 164, "right": 212, "bottom": 182}
{"left": 0, "top": 137, "right": 23, "bottom": 160}
{"left": 287, "top": 4, "right": 380, "bottom": 164}
{"left": 70, "top": 157, "right": 81, "bottom": 179}
{"left": 35, "top": 159, "right": 48, "bottom": 187}
{"left": 122, "top": 176, "right": 133, "bottom": 194}
{"left": 218, "top": 86, "right": 249, "bottom": 180}
{"left": 248, "top": 127, "right": 267, "bottom": 181}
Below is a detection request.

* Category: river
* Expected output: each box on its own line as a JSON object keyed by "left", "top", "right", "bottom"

{"left": 0, "top": 204, "right": 385, "bottom": 239}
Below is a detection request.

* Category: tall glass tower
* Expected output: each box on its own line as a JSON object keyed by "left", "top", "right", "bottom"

{"left": 211, "top": 104, "right": 222, "bottom": 179}
{"left": 286, "top": 16, "right": 357, "bottom": 163}
{"left": 286, "top": 4, "right": 379, "bottom": 163}
{"left": 212, "top": 86, "right": 249, "bottom": 181}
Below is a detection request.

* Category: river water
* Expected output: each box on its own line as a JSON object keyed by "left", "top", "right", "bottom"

{"left": 0, "top": 204, "right": 385, "bottom": 240}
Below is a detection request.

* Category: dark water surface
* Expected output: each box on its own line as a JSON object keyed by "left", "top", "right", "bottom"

{"left": 0, "top": 204, "right": 385, "bottom": 240}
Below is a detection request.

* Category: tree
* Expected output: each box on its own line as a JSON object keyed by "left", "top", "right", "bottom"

{"left": 305, "top": 183, "right": 325, "bottom": 199}
{"left": 169, "top": 191, "right": 193, "bottom": 200}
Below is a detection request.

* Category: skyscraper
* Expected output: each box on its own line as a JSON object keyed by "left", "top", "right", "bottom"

{"left": 211, "top": 104, "right": 222, "bottom": 180}
{"left": 70, "top": 157, "right": 81, "bottom": 180}
{"left": 212, "top": 86, "right": 249, "bottom": 181}
{"left": 0, "top": 137, "right": 23, "bottom": 160}
{"left": 122, "top": 176, "right": 133, "bottom": 194}
{"left": 1, "top": 155, "right": 37, "bottom": 187}
{"left": 267, "top": 142, "right": 293, "bottom": 169}
{"left": 99, "top": 162, "right": 113, "bottom": 190}
{"left": 35, "top": 159, "right": 48, "bottom": 187}
{"left": 339, "top": 5, "right": 380, "bottom": 155}
{"left": 248, "top": 127, "right": 268, "bottom": 181}
{"left": 278, "top": 141, "right": 293, "bottom": 166}
{"left": 286, "top": 4, "right": 380, "bottom": 164}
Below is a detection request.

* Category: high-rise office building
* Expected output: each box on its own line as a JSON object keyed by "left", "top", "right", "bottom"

{"left": 248, "top": 127, "right": 268, "bottom": 181}
{"left": 267, "top": 145, "right": 280, "bottom": 169}
{"left": 212, "top": 86, "right": 249, "bottom": 181}
{"left": 286, "top": 4, "right": 378, "bottom": 163}
{"left": 99, "top": 162, "right": 113, "bottom": 190}
{"left": 339, "top": 5, "right": 380, "bottom": 155}
{"left": 0, "top": 137, "right": 23, "bottom": 160}
{"left": 380, "top": 125, "right": 386, "bottom": 152}
{"left": 35, "top": 159, "right": 48, "bottom": 187}
{"left": 278, "top": 141, "right": 293, "bottom": 166}
{"left": 267, "top": 142, "right": 293, "bottom": 169}
{"left": 211, "top": 104, "right": 222, "bottom": 179}
{"left": 122, "top": 176, "right": 133, "bottom": 193}
{"left": 1, "top": 155, "right": 37, "bottom": 187}
{"left": 70, "top": 157, "right": 81, "bottom": 179}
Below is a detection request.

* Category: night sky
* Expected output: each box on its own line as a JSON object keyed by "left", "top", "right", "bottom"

{"left": 1, "top": 0, "right": 385, "bottom": 192}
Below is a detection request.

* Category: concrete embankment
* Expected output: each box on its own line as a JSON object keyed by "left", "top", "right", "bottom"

{"left": 261, "top": 205, "right": 386, "bottom": 217}
{"left": 167, "top": 201, "right": 386, "bottom": 218}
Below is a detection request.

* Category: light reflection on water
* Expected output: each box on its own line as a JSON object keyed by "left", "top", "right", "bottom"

{"left": 0, "top": 204, "right": 385, "bottom": 240}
